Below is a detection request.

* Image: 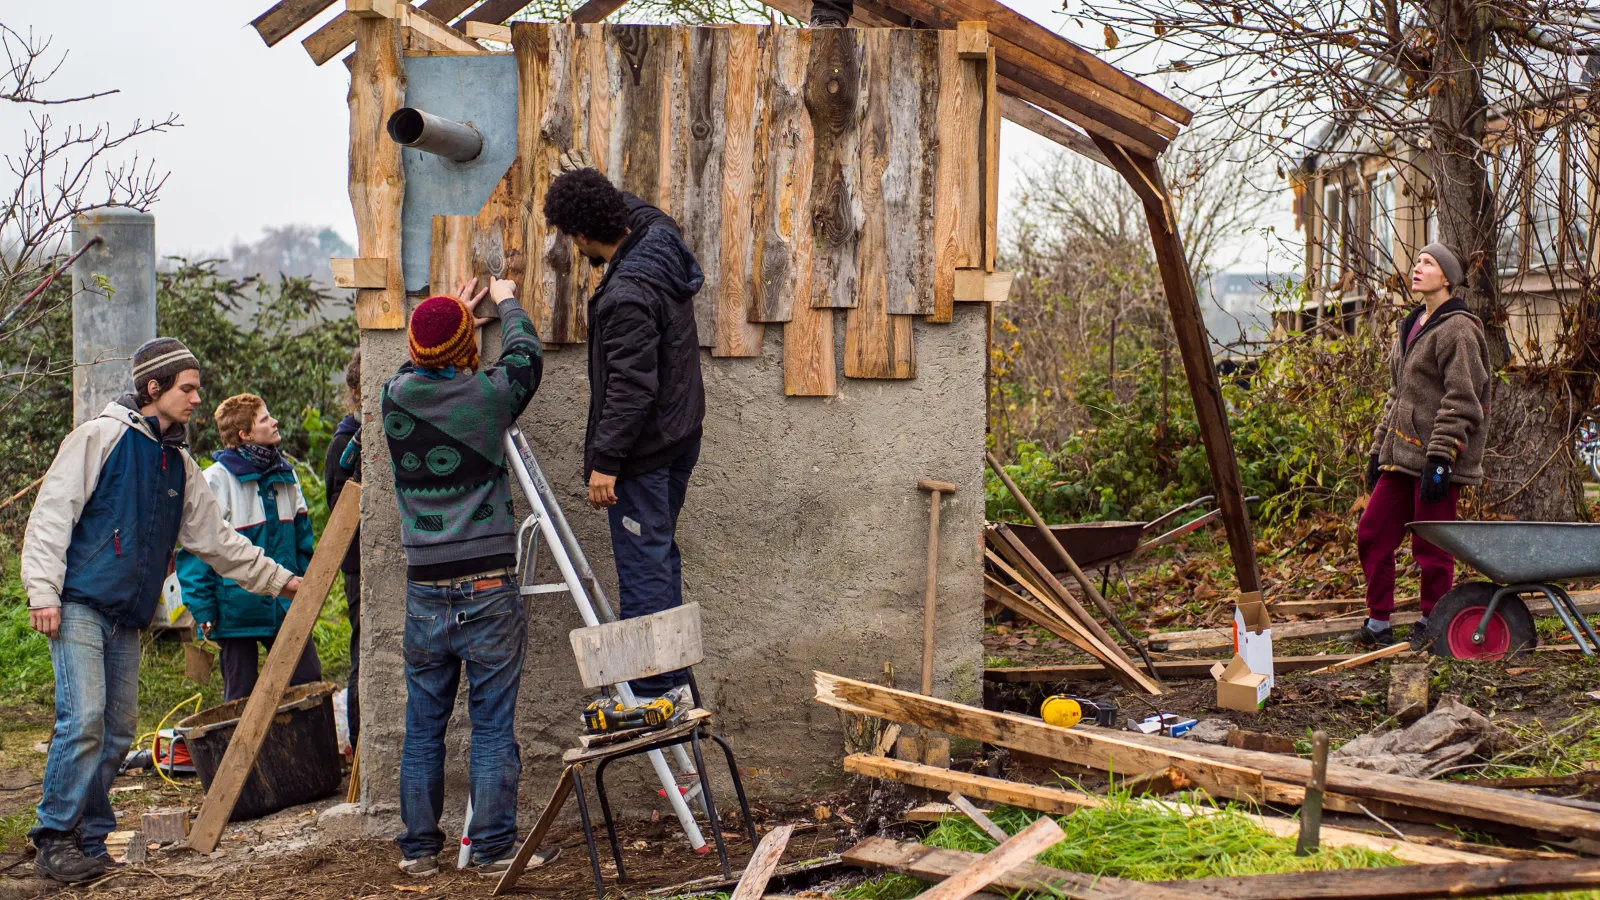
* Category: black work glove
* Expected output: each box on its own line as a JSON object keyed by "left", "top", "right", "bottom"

{"left": 1365, "top": 455, "right": 1381, "bottom": 492}
{"left": 1420, "top": 455, "right": 1451, "bottom": 505}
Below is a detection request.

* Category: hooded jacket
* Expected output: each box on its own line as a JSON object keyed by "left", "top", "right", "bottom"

{"left": 585, "top": 195, "right": 707, "bottom": 479}
{"left": 324, "top": 414, "right": 361, "bottom": 576}
{"left": 175, "top": 448, "right": 314, "bottom": 640}
{"left": 1369, "top": 298, "right": 1492, "bottom": 485}
{"left": 21, "top": 398, "right": 293, "bottom": 627}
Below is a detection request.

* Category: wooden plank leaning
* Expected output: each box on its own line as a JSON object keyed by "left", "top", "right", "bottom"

{"left": 187, "top": 482, "right": 362, "bottom": 853}
{"left": 917, "top": 816, "right": 1065, "bottom": 900}
{"left": 729, "top": 824, "right": 795, "bottom": 900}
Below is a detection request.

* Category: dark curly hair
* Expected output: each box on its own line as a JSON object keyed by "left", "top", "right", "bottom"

{"left": 543, "top": 168, "right": 630, "bottom": 244}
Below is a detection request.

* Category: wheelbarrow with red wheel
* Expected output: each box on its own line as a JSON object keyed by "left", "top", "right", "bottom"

{"left": 1406, "top": 521, "right": 1600, "bottom": 659}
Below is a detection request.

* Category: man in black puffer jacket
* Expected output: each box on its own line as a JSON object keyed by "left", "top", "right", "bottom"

{"left": 544, "top": 166, "right": 706, "bottom": 705}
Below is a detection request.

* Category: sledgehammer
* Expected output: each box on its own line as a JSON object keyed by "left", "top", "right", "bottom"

{"left": 918, "top": 479, "right": 957, "bottom": 696}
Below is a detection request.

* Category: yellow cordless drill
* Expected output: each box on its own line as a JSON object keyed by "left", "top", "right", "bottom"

{"left": 583, "top": 694, "right": 677, "bottom": 733}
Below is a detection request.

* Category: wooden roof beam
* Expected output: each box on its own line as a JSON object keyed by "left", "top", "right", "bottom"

{"left": 253, "top": 0, "right": 339, "bottom": 47}
{"left": 303, "top": 0, "right": 475, "bottom": 65}
{"left": 999, "top": 94, "right": 1109, "bottom": 167}
{"left": 349, "top": 0, "right": 484, "bottom": 52}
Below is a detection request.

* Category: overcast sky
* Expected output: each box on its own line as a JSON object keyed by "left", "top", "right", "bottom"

{"left": 0, "top": 0, "right": 1290, "bottom": 271}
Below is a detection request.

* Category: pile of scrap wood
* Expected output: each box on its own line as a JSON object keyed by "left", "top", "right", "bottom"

{"left": 817, "top": 670, "right": 1600, "bottom": 898}
{"left": 984, "top": 523, "right": 1160, "bottom": 694}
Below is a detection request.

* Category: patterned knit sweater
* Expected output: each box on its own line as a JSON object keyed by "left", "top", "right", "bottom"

{"left": 381, "top": 299, "right": 543, "bottom": 570}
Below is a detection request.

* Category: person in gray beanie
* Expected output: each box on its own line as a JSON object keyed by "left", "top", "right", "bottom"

{"left": 1352, "top": 244, "right": 1491, "bottom": 650}
{"left": 19, "top": 337, "right": 302, "bottom": 883}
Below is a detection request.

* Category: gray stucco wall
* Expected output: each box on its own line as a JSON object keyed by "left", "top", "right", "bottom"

{"left": 355, "top": 306, "right": 986, "bottom": 823}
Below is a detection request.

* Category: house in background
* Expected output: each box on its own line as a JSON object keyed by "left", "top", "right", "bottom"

{"left": 1291, "top": 68, "right": 1600, "bottom": 362}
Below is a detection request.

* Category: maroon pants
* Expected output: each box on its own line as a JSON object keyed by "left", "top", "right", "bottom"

{"left": 1357, "top": 472, "right": 1460, "bottom": 618}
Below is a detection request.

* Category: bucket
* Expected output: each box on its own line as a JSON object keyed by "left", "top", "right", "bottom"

{"left": 177, "top": 681, "right": 343, "bottom": 821}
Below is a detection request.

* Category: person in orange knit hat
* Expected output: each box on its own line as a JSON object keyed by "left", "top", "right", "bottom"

{"left": 381, "top": 279, "right": 553, "bottom": 878}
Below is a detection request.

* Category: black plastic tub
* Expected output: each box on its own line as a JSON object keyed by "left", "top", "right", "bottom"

{"left": 177, "top": 681, "right": 342, "bottom": 821}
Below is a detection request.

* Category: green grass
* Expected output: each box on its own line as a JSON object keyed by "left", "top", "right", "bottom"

{"left": 839, "top": 800, "right": 1600, "bottom": 899}
{"left": 0, "top": 810, "right": 36, "bottom": 854}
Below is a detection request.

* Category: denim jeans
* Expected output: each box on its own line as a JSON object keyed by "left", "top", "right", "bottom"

{"left": 31, "top": 602, "right": 141, "bottom": 855}
{"left": 608, "top": 439, "right": 699, "bottom": 697}
{"left": 397, "top": 579, "right": 526, "bottom": 863}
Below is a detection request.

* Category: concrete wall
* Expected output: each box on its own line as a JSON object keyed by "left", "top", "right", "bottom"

{"left": 354, "top": 305, "right": 987, "bottom": 823}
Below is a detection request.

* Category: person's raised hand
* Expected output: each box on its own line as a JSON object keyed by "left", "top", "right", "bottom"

{"left": 29, "top": 607, "right": 59, "bottom": 639}
{"left": 556, "top": 148, "right": 596, "bottom": 175}
{"left": 489, "top": 278, "right": 517, "bottom": 304}
{"left": 456, "top": 278, "right": 494, "bottom": 326}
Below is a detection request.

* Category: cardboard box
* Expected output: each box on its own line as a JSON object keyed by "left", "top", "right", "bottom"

{"left": 1232, "top": 591, "right": 1275, "bottom": 689}
{"left": 1211, "top": 655, "right": 1271, "bottom": 713}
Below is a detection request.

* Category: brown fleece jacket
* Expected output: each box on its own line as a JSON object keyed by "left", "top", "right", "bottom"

{"left": 1368, "top": 298, "right": 1492, "bottom": 484}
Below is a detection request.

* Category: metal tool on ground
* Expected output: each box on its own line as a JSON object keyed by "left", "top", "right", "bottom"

{"left": 502, "top": 426, "right": 707, "bottom": 850}
{"left": 918, "top": 478, "right": 957, "bottom": 696}
{"left": 1295, "top": 730, "right": 1329, "bottom": 856}
{"left": 1407, "top": 521, "right": 1600, "bottom": 659}
{"left": 986, "top": 451, "right": 1164, "bottom": 683}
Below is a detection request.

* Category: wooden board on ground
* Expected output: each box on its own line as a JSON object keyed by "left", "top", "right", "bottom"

{"left": 729, "top": 824, "right": 794, "bottom": 900}
{"left": 187, "top": 483, "right": 361, "bottom": 853}
{"left": 1152, "top": 857, "right": 1600, "bottom": 899}
{"left": 918, "top": 816, "right": 1064, "bottom": 900}
{"left": 844, "top": 753, "right": 1101, "bottom": 815}
{"left": 819, "top": 672, "right": 1263, "bottom": 800}
{"left": 569, "top": 602, "right": 702, "bottom": 688}
{"left": 1307, "top": 642, "right": 1411, "bottom": 674}
{"left": 1389, "top": 662, "right": 1429, "bottom": 721}
{"left": 493, "top": 766, "right": 576, "bottom": 895}
{"left": 984, "top": 655, "right": 1361, "bottom": 683}
{"left": 843, "top": 836, "right": 1182, "bottom": 900}
{"left": 948, "top": 791, "right": 1008, "bottom": 843}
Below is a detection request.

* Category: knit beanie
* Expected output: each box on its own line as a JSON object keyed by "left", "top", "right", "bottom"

{"left": 408, "top": 295, "right": 479, "bottom": 371}
{"left": 132, "top": 337, "right": 199, "bottom": 387}
{"left": 1420, "top": 242, "right": 1465, "bottom": 290}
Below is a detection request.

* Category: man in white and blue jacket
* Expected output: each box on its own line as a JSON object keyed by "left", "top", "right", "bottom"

{"left": 20, "top": 339, "right": 301, "bottom": 884}
{"left": 178, "top": 392, "right": 320, "bottom": 703}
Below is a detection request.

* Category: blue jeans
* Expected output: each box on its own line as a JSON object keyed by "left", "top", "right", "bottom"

{"left": 397, "top": 580, "right": 526, "bottom": 863}
{"left": 608, "top": 439, "right": 699, "bottom": 696}
{"left": 32, "top": 602, "right": 141, "bottom": 855}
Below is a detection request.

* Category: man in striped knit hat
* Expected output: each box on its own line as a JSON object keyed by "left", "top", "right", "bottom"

{"left": 380, "top": 277, "right": 554, "bottom": 878}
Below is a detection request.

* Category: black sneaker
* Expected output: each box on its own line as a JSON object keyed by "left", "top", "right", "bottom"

{"left": 33, "top": 834, "right": 106, "bottom": 884}
{"left": 86, "top": 853, "right": 125, "bottom": 870}
{"left": 1348, "top": 620, "right": 1395, "bottom": 648}
{"left": 1407, "top": 621, "right": 1433, "bottom": 652}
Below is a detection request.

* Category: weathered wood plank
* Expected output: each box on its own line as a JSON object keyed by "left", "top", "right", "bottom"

{"left": 998, "top": 93, "right": 1109, "bottom": 167}
{"left": 805, "top": 27, "right": 865, "bottom": 310}
{"left": 714, "top": 25, "right": 766, "bottom": 357}
{"left": 579, "top": 23, "right": 613, "bottom": 310}
{"left": 843, "top": 837, "right": 1167, "bottom": 900}
{"left": 429, "top": 215, "right": 479, "bottom": 295}
{"left": 330, "top": 257, "right": 387, "bottom": 289}
{"left": 728, "top": 824, "right": 795, "bottom": 900}
{"left": 188, "top": 486, "right": 361, "bottom": 852}
{"left": 608, "top": 24, "right": 667, "bottom": 203}
{"left": 253, "top": 0, "right": 338, "bottom": 48}
{"left": 348, "top": 16, "right": 406, "bottom": 329}
{"left": 918, "top": 816, "right": 1065, "bottom": 900}
{"left": 844, "top": 29, "right": 913, "bottom": 379}
{"left": 513, "top": 22, "right": 556, "bottom": 340}
{"left": 997, "top": 69, "right": 1161, "bottom": 160}
{"left": 983, "top": 47, "right": 998, "bottom": 273}
{"left": 845, "top": 754, "right": 1100, "bottom": 815}
{"left": 882, "top": 29, "right": 936, "bottom": 316}
{"left": 955, "top": 54, "right": 985, "bottom": 272}
{"left": 544, "top": 25, "right": 585, "bottom": 344}
{"left": 783, "top": 291, "right": 834, "bottom": 393}
{"left": 570, "top": 603, "right": 703, "bottom": 688}
{"left": 680, "top": 26, "right": 727, "bottom": 349}
{"left": 752, "top": 26, "right": 813, "bottom": 324}
{"left": 780, "top": 32, "right": 833, "bottom": 399}
{"left": 473, "top": 158, "right": 527, "bottom": 294}
{"left": 929, "top": 30, "right": 962, "bottom": 323}
{"left": 983, "top": 655, "right": 1362, "bottom": 683}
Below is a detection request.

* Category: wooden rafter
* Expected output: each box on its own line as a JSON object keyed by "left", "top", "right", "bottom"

{"left": 348, "top": 0, "right": 483, "bottom": 51}
{"left": 999, "top": 95, "right": 1108, "bottom": 166}
{"left": 252, "top": 0, "right": 339, "bottom": 46}
{"left": 303, "top": 0, "right": 475, "bottom": 64}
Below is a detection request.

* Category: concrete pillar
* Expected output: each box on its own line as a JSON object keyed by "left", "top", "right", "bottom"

{"left": 71, "top": 208, "right": 156, "bottom": 426}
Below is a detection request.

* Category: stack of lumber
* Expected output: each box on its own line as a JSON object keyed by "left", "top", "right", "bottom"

{"left": 815, "top": 671, "right": 1600, "bottom": 847}
{"left": 983, "top": 524, "right": 1159, "bottom": 694}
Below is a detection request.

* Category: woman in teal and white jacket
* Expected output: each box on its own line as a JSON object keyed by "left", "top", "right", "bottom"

{"left": 177, "top": 393, "right": 321, "bottom": 701}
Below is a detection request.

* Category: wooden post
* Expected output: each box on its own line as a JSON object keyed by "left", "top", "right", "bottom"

{"left": 349, "top": 15, "right": 406, "bottom": 329}
{"left": 186, "top": 484, "right": 363, "bottom": 853}
{"left": 1090, "top": 136, "right": 1261, "bottom": 593}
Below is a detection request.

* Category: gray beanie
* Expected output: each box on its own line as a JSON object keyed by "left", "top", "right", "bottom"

{"left": 1420, "top": 242, "right": 1465, "bottom": 290}
{"left": 132, "top": 337, "right": 199, "bottom": 387}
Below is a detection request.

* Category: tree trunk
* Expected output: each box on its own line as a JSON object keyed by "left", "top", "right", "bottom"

{"left": 1477, "top": 373, "right": 1588, "bottom": 521}
{"left": 1424, "top": 0, "right": 1585, "bottom": 520}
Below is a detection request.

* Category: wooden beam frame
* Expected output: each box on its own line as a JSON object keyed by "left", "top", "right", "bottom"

{"left": 303, "top": 0, "right": 475, "bottom": 65}
{"left": 1090, "top": 135, "right": 1260, "bottom": 592}
{"left": 348, "top": 0, "right": 483, "bottom": 51}
{"left": 252, "top": 0, "right": 340, "bottom": 47}
{"left": 999, "top": 94, "right": 1108, "bottom": 166}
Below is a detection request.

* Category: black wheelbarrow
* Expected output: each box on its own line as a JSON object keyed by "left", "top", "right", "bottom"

{"left": 1408, "top": 521, "right": 1600, "bottom": 659}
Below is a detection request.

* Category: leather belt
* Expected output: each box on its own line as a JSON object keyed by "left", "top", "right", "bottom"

{"left": 411, "top": 567, "right": 515, "bottom": 588}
